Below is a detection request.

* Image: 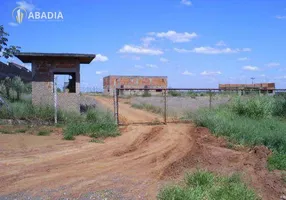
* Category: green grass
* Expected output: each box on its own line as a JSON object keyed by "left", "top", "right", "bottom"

{"left": 0, "top": 99, "right": 83, "bottom": 123}
{"left": 90, "top": 138, "right": 104, "bottom": 143}
{"left": 17, "top": 128, "right": 27, "bottom": 133}
{"left": 131, "top": 103, "right": 163, "bottom": 114}
{"left": 189, "top": 96, "right": 286, "bottom": 170}
{"left": 63, "top": 109, "right": 119, "bottom": 140}
{"left": 0, "top": 129, "right": 12, "bottom": 134}
{"left": 37, "top": 130, "right": 51, "bottom": 136}
{"left": 157, "top": 170, "right": 259, "bottom": 200}
{"left": 282, "top": 172, "right": 286, "bottom": 183}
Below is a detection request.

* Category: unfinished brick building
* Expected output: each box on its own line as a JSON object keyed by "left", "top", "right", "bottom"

{"left": 15, "top": 52, "right": 95, "bottom": 112}
{"left": 219, "top": 83, "right": 275, "bottom": 94}
{"left": 103, "top": 75, "right": 168, "bottom": 95}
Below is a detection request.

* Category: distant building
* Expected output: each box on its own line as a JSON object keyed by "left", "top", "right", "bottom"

{"left": 219, "top": 83, "right": 275, "bottom": 94}
{"left": 0, "top": 61, "right": 32, "bottom": 82}
{"left": 103, "top": 75, "right": 168, "bottom": 95}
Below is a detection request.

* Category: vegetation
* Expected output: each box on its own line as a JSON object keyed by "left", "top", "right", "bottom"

{"left": 157, "top": 170, "right": 258, "bottom": 200}
{"left": 0, "top": 98, "right": 119, "bottom": 140}
{"left": 168, "top": 90, "right": 182, "bottom": 97}
{"left": 63, "top": 109, "right": 119, "bottom": 140}
{"left": 37, "top": 130, "right": 51, "bottom": 136}
{"left": 189, "top": 96, "right": 286, "bottom": 170}
{"left": 0, "top": 76, "right": 31, "bottom": 100}
{"left": 0, "top": 25, "right": 21, "bottom": 59}
{"left": 131, "top": 103, "right": 163, "bottom": 114}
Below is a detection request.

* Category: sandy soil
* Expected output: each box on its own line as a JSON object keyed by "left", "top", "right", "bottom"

{"left": 0, "top": 96, "right": 285, "bottom": 200}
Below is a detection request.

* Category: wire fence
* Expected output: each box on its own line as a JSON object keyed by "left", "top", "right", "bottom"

{"left": 113, "top": 88, "right": 285, "bottom": 125}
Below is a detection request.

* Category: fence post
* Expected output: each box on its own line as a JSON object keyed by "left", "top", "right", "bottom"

{"left": 116, "top": 88, "right": 119, "bottom": 125}
{"left": 113, "top": 88, "right": 118, "bottom": 124}
{"left": 209, "top": 89, "right": 212, "bottom": 109}
{"left": 54, "top": 75, "right": 58, "bottom": 124}
{"left": 164, "top": 89, "right": 167, "bottom": 124}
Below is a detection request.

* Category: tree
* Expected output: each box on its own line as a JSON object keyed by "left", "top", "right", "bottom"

{"left": 2, "top": 77, "right": 12, "bottom": 99}
{"left": 0, "top": 25, "right": 21, "bottom": 59}
{"left": 12, "top": 76, "right": 25, "bottom": 100}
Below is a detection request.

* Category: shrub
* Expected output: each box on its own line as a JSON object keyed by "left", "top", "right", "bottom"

{"left": 37, "top": 130, "right": 51, "bottom": 136}
{"left": 142, "top": 92, "right": 151, "bottom": 97}
{"left": 168, "top": 90, "right": 181, "bottom": 97}
{"left": 157, "top": 170, "right": 258, "bottom": 200}
{"left": 63, "top": 109, "right": 119, "bottom": 140}
{"left": 190, "top": 96, "right": 286, "bottom": 170}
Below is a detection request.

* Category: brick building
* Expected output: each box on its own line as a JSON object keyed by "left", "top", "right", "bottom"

{"left": 15, "top": 52, "right": 95, "bottom": 112}
{"left": 219, "top": 83, "right": 275, "bottom": 94}
{"left": 103, "top": 75, "right": 168, "bottom": 95}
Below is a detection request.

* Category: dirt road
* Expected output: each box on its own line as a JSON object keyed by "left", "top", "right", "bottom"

{"left": 0, "top": 96, "right": 284, "bottom": 200}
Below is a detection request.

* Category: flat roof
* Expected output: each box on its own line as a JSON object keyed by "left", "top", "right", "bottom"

{"left": 15, "top": 52, "right": 96, "bottom": 64}
{"left": 104, "top": 75, "right": 168, "bottom": 78}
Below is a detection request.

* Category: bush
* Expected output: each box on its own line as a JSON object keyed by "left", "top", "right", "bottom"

{"left": 0, "top": 99, "right": 83, "bottom": 123}
{"left": 63, "top": 109, "right": 119, "bottom": 140}
{"left": 190, "top": 96, "right": 286, "bottom": 170}
{"left": 169, "top": 90, "right": 181, "bottom": 97}
{"left": 0, "top": 76, "right": 30, "bottom": 101}
{"left": 157, "top": 170, "right": 258, "bottom": 200}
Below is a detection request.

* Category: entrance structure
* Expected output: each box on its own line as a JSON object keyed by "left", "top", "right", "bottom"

{"left": 15, "top": 52, "right": 95, "bottom": 112}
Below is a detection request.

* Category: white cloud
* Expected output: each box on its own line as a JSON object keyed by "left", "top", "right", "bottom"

{"left": 192, "top": 47, "right": 238, "bottom": 54}
{"left": 184, "top": 46, "right": 252, "bottom": 54}
{"left": 243, "top": 65, "right": 259, "bottom": 71}
{"left": 146, "top": 64, "right": 158, "bottom": 68}
{"left": 96, "top": 70, "right": 108, "bottom": 75}
{"left": 276, "top": 15, "right": 286, "bottom": 20}
{"left": 238, "top": 57, "right": 249, "bottom": 61}
{"left": 94, "top": 54, "right": 108, "bottom": 62}
{"left": 8, "top": 22, "right": 18, "bottom": 27}
{"left": 201, "top": 71, "right": 222, "bottom": 76}
{"left": 242, "top": 48, "right": 251, "bottom": 52}
{"left": 182, "top": 70, "right": 194, "bottom": 76}
{"left": 216, "top": 40, "right": 226, "bottom": 46}
{"left": 160, "top": 57, "right": 168, "bottom": 62}
{"left": 141, "top": 37, "right": 155, "bottom": 47}
{"left": 16, "top": 1, "right": 35, "bottom": 11}
{"left": 119, "top": 45, "right": 163, "bottom": 55}
{"left": 149, "top": 30, "right": 198, "bottom": 43}
{"left": 181, "top": 0, "right": 192, "bottom": 6}
{"left": 266, "top": 62, "right": 280, "bottom": 67}
{"left": 174, "top": 48, "right": 192, "bottom": 53}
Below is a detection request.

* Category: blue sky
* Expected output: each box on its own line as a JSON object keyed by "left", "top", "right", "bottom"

{"left": 1, "top": 0, "right": 286, "bottom": 89}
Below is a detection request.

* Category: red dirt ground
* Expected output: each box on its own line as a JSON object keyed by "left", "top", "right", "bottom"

{"left": 0, "top": 96, "right": 285, "bottom": 199}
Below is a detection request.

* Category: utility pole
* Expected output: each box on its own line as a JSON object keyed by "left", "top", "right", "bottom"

{"left": 251, "top": 77, "right": 255, "bottom": 85}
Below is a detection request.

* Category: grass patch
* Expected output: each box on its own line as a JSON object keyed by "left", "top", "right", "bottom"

{"left": 63, "top": 109, "right": 119, "bottom": 140}
{"left": 157, "top": 170, "right": 258, "bottom": 200}
{"left": 0, "top": 99, "right": 83, "bottom": 123}
{"left": 131, "top": 103, "right": 163, "bottom": 114}
{"left": 37, "top": 130, "right": 51, "bottom": 136}
{"left": 282, "top": 172, "right": 286, "bottom": 183}
{"left": 189, "top": 96, "right": 286, "bottom": 170}
{"left": 17, "top": 128, "right": 27, "bottom": 133}
{"left": 0, "top": 129, "right": 12, "bottom": 134}
{"left": 268, "top": 152, "right": 286, "bottom": 171}
{"left": 90, "top": 138, "right": 104, "bottom": 143}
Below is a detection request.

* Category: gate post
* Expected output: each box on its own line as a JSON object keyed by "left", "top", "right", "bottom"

{"left": 113, "top": 88, "right": 119, "bottom": 125}
{"left": 209, "top": 89, "right": 212, "bottom": 109}
{"left": 164, "top": 89, "right": 167, "bottom": 124}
